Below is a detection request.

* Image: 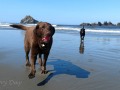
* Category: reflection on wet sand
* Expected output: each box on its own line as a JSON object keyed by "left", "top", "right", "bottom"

{"left": 79, "top": 41, "right": 84, "bottom": 54}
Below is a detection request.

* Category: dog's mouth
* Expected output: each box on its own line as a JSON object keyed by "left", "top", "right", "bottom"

{"left": 39, "top": 36, "right": 51, "bottom": 49}
{"left": 42, "top": 36, "right": 51, "bottom": 43}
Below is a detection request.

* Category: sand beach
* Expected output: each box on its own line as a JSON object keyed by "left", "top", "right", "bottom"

{"left": 0, "top": 28, "right": 120, "bottom": 90}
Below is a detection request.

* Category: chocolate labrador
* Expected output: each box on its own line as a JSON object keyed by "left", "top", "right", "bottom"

{"left": 10, "top": 22, "right": 55, "bottom": 79}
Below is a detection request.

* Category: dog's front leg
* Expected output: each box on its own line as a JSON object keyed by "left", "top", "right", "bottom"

{"left": 28, "top": 54, "right": 37, "bottom": 79}
{"left": 41, "top": 53, "right": 49, "bottom": 74}
{"left": 38, "top": 54, "right": 42, "bottom": 67}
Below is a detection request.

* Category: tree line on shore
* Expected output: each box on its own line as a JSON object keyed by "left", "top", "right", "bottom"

{"left": 80, "top": 21, "right": 120, "bottom": 26}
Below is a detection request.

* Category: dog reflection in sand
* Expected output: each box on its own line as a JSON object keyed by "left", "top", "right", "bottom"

{"left": 79, "top": 41, "right": 84, "bottom": 54}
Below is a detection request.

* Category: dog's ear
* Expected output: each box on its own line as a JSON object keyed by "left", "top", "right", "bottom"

{"left": 33, "top": 25, "right": 40, "bottom": 36}
{"left": 35, "top": 25, "right": 39, "bottom": 30}
{"left": 51, "top": 26, "right": 55, "bottom": 36}
{"left": 10, "top": 24, "right": 27, "bottom": 30}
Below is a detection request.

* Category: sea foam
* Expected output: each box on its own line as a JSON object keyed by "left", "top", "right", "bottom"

{"left": 0, "top": 23, "right": 120, "bottom": 34}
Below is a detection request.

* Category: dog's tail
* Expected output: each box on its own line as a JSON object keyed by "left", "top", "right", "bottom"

{"left": 10, "top": 24, "right": 28, "bottom": 31}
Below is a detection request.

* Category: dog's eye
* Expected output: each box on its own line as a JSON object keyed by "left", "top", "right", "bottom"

{"left": 42, "top": 26, "right": 45, "bottom": 28}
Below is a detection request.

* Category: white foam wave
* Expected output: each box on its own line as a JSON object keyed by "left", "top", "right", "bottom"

{"left": 86, "top": 29, "right": 120, "bottom": 33}
{"left": 0, "top": 23, "right": 57, "bottom": 28}
{"left": 0, "top": 23, "right": 120, "bottom": 34}
{"left": 0, "top": 23, "right": 12, "bottom": 28}
{"left": 52, "top": 24, "right": 57, "bottom": 27}
{"left": 55, "top": 27, "right": 79, "bottom": 30}
{"left": 55, "top": 27, "right": 120, "bottom": 34}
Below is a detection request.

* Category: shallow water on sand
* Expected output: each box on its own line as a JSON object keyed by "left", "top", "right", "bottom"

{"left": 0, "top": 29, "right": 120, "bottom": 90}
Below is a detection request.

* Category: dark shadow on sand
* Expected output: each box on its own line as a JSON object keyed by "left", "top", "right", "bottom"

{"left": 37, "top": 59, "right": 90, "bottom": 86}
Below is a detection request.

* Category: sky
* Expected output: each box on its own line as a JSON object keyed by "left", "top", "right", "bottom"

{"left": 0, "top": 0, "right": 120, "bottom": 25}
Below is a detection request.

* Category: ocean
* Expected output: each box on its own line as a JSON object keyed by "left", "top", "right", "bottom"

{"left": 55, "top": 25, "right": 120, "bottom": 36}
{"left": 0, "top": 23, "right": 120, "bottom": 36}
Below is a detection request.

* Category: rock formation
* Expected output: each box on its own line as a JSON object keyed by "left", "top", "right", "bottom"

{"left": 80, "top": 21, "right": 115, "bottom": 26}
{"left": 20, "top": 15, "right": 39, "bottom": 24}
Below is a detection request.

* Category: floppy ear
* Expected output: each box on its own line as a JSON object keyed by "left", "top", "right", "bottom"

{"left": 33, "top": 25, "right": 41, "bottom": 37}
{"left": 51, "top": 26, "right": 55, "bottom": 36}
{"left": 10, "top": 24, "right": 27, "bottom": 31}
{"left": 35, "top": 24, "right": 39, "bottom": 30}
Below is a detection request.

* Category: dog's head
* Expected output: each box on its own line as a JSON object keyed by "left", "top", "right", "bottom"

{"left": 34, "top": 22, "right": 55, "bottom": 48}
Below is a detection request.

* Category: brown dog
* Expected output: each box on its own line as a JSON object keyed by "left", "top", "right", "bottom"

{"left": 10, "top": 22, "right": 55, "bottom": 79}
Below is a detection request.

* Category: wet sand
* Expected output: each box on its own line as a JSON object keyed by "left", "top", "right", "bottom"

{"left": 0, "top": 29, "right": 120, "bottom": 90}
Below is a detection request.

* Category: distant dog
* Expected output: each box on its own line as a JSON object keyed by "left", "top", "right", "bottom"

{"left": 80, "top": 26, "right": 85, "bottom": 41}
{"left": 10, "top": 22, "right": 55, "bottom": 79}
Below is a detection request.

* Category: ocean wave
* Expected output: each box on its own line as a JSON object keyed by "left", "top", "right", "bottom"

{"left": 0, "top": 23, "right": 120, "bottom": 34}
{"left": 0, "top": 23, "right": 56, "bottom": 28}
{"left": 86, "top": 29, "right": 120, "bottom": 33}
{"left": 55, "top": 26, "right": 120, "bottom": 34}
{"left": 0, "top": 23, "right": 12, "bottom": 28}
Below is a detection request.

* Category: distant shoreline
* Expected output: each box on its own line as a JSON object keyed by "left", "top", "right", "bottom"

{"left": 1, "top": 22, "right": 120, "bottom": 28}
{"left": 80, "top": 21, "right": 120, "bottom": 26}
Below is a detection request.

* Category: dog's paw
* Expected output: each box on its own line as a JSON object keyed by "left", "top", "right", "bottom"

{"left": 41, "top": 70, "right": 48, "bottom": 74}
{"left": 28, "top": 73, "right": 35, "bottom": 79}
{"left": 26, "top": 63, "right": 31, "bottom": 67}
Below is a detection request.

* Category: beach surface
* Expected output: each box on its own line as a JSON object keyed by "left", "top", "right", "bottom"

{"left": 0, "top": 29, "right": 120, "bottom": 90}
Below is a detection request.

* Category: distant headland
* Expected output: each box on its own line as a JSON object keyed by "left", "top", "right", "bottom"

{"left": 19, "top": 15, "right": 120, "bottom": 26}
{"left": 20, "top": 15, "right": 39, "bottom": 24}
{"left": 80, "top": 21, "right": 120, "bottom": 26}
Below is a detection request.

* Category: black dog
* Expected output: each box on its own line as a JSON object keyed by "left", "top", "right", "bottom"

{"left": 80, "top": 26, "right": 85, "bottom": 41}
